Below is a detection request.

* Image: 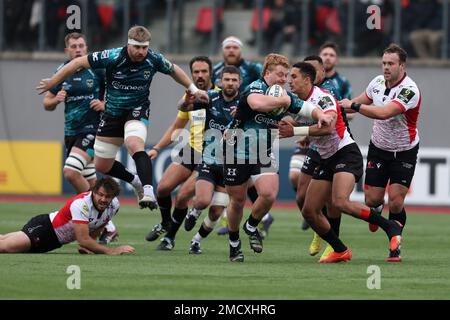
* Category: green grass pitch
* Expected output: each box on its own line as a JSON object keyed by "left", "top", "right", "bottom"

{"left": 1, "top": 201, "right": 449, "bottom": 300}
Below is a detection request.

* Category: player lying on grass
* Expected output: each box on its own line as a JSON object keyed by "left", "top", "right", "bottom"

{"left": 0, "top": 177, "right": 134, "bottom": 255}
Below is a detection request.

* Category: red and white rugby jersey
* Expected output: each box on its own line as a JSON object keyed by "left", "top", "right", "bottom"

{"left": 48, "top": 192, "right": 120, "bottom": 244}
{"left": 296, "top": 86, "right": 354, "bottom": 159}
{"left": 365, "top": 74, "right": 421, "bottom": 152}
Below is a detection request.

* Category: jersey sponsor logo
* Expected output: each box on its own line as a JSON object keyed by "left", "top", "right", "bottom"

{"left": 250, "top": 88, "right": 264, "bottom": 94}
{"left": 209, "top": 119, "right": 228, "bottom": 131}
{"left": 397, "top": 88, "right": 415, "bottom": 104}
{"left": 111, "top": 81, "right": 147, "bottom": 91}
{"left": 101, "top": 50, "right": 110, "bottom": 60}
{"left": 318, "top": 96, "right": 334, "bottom": 110}
{"left": 255, "top": 114, "right": 278, "bottom": 126}
{"left": 66, "top": 94, "right": 95, "bottom": 103}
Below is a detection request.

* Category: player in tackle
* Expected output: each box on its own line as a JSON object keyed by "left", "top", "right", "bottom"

{"left": 37, "top": 26, "right": 208, "bottom": 213}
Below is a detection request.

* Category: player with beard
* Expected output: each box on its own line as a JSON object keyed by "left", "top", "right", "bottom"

{"left": 145, "top": 56, "right": 219, "bottom": 243}
{"left": 0, "top": 177, "right": 134, "bottom": 255}
{"left": 212, "top": 37, "right": 274, "bottom": 237}
{"left": 340, "top": 44, "right": 420, "bottom": 262}
{"left": 37, "top": 26, "right": 208, "bottom": 217}
{"left": 157, "top": 66, "right": 240, "bottom": 253}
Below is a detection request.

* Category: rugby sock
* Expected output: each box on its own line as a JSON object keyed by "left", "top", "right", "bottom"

{"left": 132, "top": 151, "right": 152, "bottom": 186}
{"left": 328, "top": 217, "right": 341, "bottom": 237}
{"left": 166, "top": 207, "right": 188, "bottom": 239}
{"left": 247, "top": 186, "right": 259, "bottom": 203}
{"left": 157, "top": 195, "right": 172, "bottom": 226}
{"left": 229, "top": 230, "right": 240, "bottom": 247}
{"left": 320, "top": 229, "right": 347, "bottom": 253}
{"left": 389, "top": 208, "right": 406, "bottom": 229}
{"left": 107, "top": 161, "right": 134, "bottom": 183}
{"left": 198, "top": 224, "right": 211, "bottom": 239}
{"left": 361, "top": 208, "right": 398, "bottom": 237}
{"left": 193, "top": 232, "right": 202, "bottom": 243}
{"left": 246, "top": 214, "right": 261, "bottom": 232}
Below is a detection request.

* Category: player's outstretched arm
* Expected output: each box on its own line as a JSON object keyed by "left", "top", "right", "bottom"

{"left": 73, "top": 223, "right": 134, "bottom": 255}
{"left": 170, "top": 64, "right": 208, "bottom": 102}
{"left": 36, "top": 56, "right": 91, "bottom": 95}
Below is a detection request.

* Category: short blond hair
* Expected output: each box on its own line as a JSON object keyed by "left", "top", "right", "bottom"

{"left": 128, "top": 26, "right": 151, "bottom": 43}
{"left": 262, "top": 53, "right": 289, "bottom": 76}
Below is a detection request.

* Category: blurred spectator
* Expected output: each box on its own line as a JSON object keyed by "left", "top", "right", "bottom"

{"left": 353, "top": 0, "right": 394, "bottom": 56}
{"left": 313, "top": 0, "right": 343, "bottom": 46}
{"left": 406, "top": 0, "right": 443, "bottom": 59}
{"left": 4, "top": 0, "right": 34, "bottom": 50}
{"left": 263, "top": 0, "right": 301, "bottom": 55}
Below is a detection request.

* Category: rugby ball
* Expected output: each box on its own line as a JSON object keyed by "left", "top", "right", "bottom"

{"left": 265, "top": 84, "right": 286, "bottom": 116}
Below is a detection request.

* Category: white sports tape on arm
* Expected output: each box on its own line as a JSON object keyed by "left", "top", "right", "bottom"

{"left": 298, "top": 101, "right": 317, "bottom": 119}
{"left": 211, "top": 192, "right": 230, "bottom": 207}
{"left": 124, "top": 121, "right": 148, "bottom": 142}
{"left": 188, "top": 83, "right": 199, "bottom": 95}
{"left": 94, "top": 140, "right": 120, "bottom": 159}
{"left": 64, "top": 152, "right": 88, "bottom": 173}
{"left": 293, "top": 126, "right": 309, "bottom": 136}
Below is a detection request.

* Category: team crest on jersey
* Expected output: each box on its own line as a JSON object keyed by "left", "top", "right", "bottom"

{"left": 86, "top": 79, "right": 94, "bottom": 88}
{"left": 397, "top": 88, "right": 415, "bottom": 104}
{"left": 132, "top": 108, "right": 142, "bottom": 118}
{"left": 82, "top": 138, "right": 90, "bottom": 147}
{"left": 144, "top": 71, "right": 151, "bottom": 79}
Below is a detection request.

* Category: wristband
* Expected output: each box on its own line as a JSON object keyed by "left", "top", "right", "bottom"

{"left": 350, "top": 103, "right": 361, "bottom": 112}
{"left": 293, "top": 126, "right": 309, "bottom": 136}
{"left": 152, "top": 146, "right": 160, "bottom": 152}
{"left": 188, "top": 83, "right": 199, "bottom": 95}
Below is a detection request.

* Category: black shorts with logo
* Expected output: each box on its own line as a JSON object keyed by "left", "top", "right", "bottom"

{"left": 224, "top": 157, "right": 278, "bottom": 186}
{"left": 96, "top": 105, "right": 150, "bottom": 138}
{"left": 174, "top": 145, "right": 202, "bottom": 172}
{"left": 64, "top": 132, "right": 96, "bottom": 157}
{"left": 22, "top": 214, "right": 62, "bottom": 253}
{"left": 365, "top": 141, "right": 419, "bottom": 188}
{"left": 197, "top": 162, "right": 225, "bottom": 187}
{"left": 301, "top": 148, "right": 322, "bottom": 176}
{"left": 313, "top": 143, "right": 364, "bottom": 182}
